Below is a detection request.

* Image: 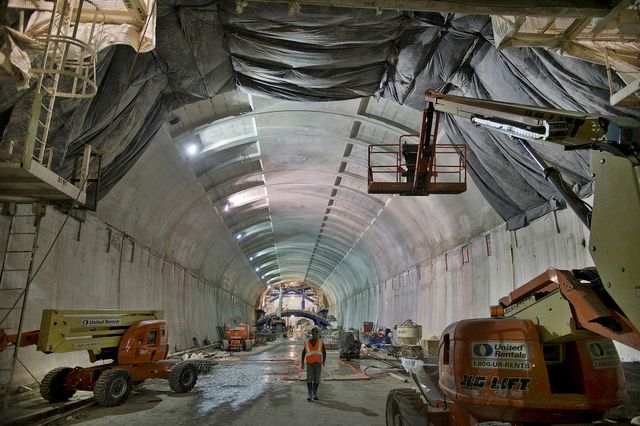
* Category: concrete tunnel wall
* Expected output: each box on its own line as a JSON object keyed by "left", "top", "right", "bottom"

{"left": 0, "top": 207, "right": 253, "bottom": 386}
{"left": 331, "top": 205, "right": 640, "bottom": 361}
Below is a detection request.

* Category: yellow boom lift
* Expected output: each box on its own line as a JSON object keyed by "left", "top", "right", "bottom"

{"left": 1, "top": 309, "right": 201, "bottom": 408}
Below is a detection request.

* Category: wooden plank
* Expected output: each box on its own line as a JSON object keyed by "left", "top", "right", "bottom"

{"left": 7, "top": 0, "right": 54, "bottom": 11}
{"left": 591, "top": 0, "right": 632, "bottom": 36}
{"left": 562, "top": 16, "right": 590, "bottom": 44}
{"left": 538, "top": 16, "right": 557, "bottom": 34}
{"left": 8, "top": 0, "right": 147, "bottom": 25}
{"left": 610, "top": 79, "right": 640, "bottom": 106}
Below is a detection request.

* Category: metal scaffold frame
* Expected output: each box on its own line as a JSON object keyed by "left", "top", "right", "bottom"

{"left": 1, "top": 0, "right": 105, "bottom": 207}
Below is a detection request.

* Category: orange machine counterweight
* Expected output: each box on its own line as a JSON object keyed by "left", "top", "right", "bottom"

{"left": 438, "top": 318, "right": 628, "bottom": 425}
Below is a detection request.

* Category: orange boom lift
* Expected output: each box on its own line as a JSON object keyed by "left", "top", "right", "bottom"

{"left": 377, "top": 92, "right": 640, "bottom": 425}
{"left": 0, "top": 310, "right": 200, "bottom": 407}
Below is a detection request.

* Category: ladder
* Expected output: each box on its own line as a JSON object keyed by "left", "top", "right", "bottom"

{"left": 27, "top": 0, "right": 75, "bottom": 165}
{"left": 0, "top": 203, "right": 46, "bottom": 421}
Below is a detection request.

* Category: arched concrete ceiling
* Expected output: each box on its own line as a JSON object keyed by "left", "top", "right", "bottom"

{"left": 99, "top": 91, "right": 502, "bottom": 305}
{"left": 3, "top": 1, "right": 635, "bottom": 309}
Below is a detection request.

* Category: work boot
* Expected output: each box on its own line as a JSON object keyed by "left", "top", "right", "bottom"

{"left": 307, "top": 383, "right": 313, "bottom": 401}
{"left": 312, "top": 383, "right": 319, "bottom": 400}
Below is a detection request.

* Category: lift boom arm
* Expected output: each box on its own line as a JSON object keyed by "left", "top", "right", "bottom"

{"left": 425, "top": 91, "right": 640, "bottom": 346}
{"left": 0, "top": 309, "right": 163, "bottom": 357}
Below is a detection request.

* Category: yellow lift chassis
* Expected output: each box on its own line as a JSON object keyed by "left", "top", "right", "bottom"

{"left": 1, "top": 309, "right": 202, "bottom": 413}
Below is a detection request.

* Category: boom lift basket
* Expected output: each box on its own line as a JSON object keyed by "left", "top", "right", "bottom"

{"left": 367, "top": 108, "right": 467, "bottom": 195}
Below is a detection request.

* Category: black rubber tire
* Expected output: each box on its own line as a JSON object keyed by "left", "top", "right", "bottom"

{"left": 94, "top": 369, "right": 132, "bottom": 407}
{"left": 169, "top": 361, "right": 198, "bottom": 393}
{"left": 40, "top": 367, "right": 76, "bottom": 402}
{"left": 222, "top": 340, "right": 229, "bottom": 351}
{"left": 243, "top": 340, "right": 252, "bottom": 351}
{"left": 385, "top": 389, "right": 428, "bottom": 426}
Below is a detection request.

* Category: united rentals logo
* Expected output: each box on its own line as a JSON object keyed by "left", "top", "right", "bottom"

{"left": 473, "top": 343, "right": 493, "bottom": 357}
{"left": 587, "top": 340, "right": 620, "bottom": 369}
{"left": 81, "top": 318, "right": 121, "bottom": 327}
{"left": 471, "top": 341, "right": 530, "bottom": 370}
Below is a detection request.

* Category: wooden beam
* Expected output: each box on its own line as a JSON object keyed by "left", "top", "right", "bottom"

{"left": 239, "top": 0, "right": 616, "bottom": 17}
{"left": 538, "top": 16, "right": 557, "bottom": 33}
{"left": 562, "top": 16, "right": 590, "bottom": 44}
{"left": 7, "top": 0, "right": 53, "bottom": 11}
{"left": 610, "top": 79, "right": 640, "bottom": 106}
{"left": 591, "top": 0, "right": 632, "bottom": 36}
{"left": 7, "top": 0, "right": 145, "bottom": 25}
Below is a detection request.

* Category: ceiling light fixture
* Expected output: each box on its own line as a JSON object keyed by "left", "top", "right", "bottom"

{"left": 185, "top": 143, "right": 199, "bottom": 156}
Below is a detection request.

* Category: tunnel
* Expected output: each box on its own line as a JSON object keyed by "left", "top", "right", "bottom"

{"left": 1, "top": 0, "right": 639, "bottom": 424}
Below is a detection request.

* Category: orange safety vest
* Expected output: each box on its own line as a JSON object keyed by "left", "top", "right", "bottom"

{"left": 304, "top": 338, "right": 324, "bottom": 364}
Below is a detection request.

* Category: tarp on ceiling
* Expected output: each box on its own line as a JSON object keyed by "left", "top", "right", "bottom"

{"left": 1, "top": 0, "right": 639, "bottom": 229}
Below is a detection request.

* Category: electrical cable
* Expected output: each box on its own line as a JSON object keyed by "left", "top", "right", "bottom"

{"left": 16, "top": 357, "right": 39, "bottom": 385}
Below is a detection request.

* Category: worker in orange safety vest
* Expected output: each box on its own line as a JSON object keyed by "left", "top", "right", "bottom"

{"left": 300, "top": 326, "right": 326, "bottom": 401}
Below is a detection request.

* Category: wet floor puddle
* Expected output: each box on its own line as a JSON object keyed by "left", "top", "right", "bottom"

{"left": 194, "top": 359, "right": 296, "bottom": 414}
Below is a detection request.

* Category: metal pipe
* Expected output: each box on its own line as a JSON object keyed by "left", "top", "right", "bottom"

{"left": 518, "top": 139, "right": 592, "bottom": 228}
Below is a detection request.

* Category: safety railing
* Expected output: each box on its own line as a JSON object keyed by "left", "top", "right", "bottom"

{"left": 367, "top": 142, "right": 406, "bottom": 185}
{"left": 367, "top": 112, "right": 467, "bottom": 196}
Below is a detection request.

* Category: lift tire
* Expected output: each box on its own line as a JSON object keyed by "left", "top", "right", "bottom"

{"left": 243, "top": 340, "right": 252, "bottom": 351}
{"left": 40, "top": 367, "right": 76, "bottom": 402}
{"left": 385, "top": 388, "right": 428, "bottom": 426}
{"left": 94, "top": 369, "right": 133, "bottom": 407}
{"left": 169, "top": 361, "right": 198, "bottom": 393}
{"left": 222, "top": 340, "right": 229, "bottom": 351}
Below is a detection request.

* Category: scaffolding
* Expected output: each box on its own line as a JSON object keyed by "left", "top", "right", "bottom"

{"left": 491, "top": 1, "right": 640, "bottom": 107}
{"left": 1, "top": 0, "right": 106, "bottom": 206}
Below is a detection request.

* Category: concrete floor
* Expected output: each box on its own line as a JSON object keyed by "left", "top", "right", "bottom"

{"left": 63, "top": 338, "right": 410, "bottom": 426}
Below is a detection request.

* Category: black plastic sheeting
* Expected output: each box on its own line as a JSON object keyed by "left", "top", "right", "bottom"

{"left": 1, "top": 1, "right": 639, "bottom": 229}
